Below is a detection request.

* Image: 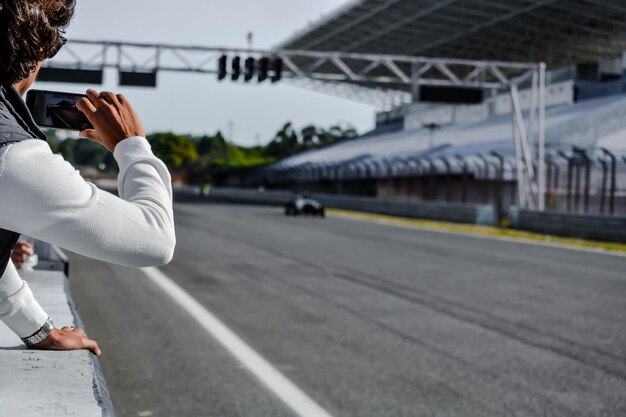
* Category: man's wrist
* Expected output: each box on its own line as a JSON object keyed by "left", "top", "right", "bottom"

{"left": 32, "top": 327, "right": 60, "bottom": 349}
{"left": 22, "top": 317, "right": 54, "bottom": 347}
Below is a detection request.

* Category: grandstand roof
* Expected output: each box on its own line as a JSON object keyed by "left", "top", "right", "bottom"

{"left": 277, "top": 0, "right": 626, "bottom": 69}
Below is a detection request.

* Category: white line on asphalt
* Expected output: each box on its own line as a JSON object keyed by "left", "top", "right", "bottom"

{"left": 141, "top": 266, "right": 335, "bottom": 417}
{"left": 331, "top": 214, "right": 626, "bottom": 258}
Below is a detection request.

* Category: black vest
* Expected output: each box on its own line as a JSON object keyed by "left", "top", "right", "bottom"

{"left": 0, "top": 84, "right": 47, "bottom": 277}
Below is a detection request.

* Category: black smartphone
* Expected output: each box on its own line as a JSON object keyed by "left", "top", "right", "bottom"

{"left": 26, "top": 89, "right": 93, "bottom": 131}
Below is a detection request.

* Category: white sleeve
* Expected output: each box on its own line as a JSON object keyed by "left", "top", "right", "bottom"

{"left": 0, "top": 137, "right": 176, "bottom": 267}
{"left": 0, "top": 137, "right": 175, "bottom": 338}
{"left": 0, "top": 259, "right": 49, "bottom": 338}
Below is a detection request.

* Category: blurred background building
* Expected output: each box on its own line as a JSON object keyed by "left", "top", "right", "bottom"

{"left": 213, "top": 0, "right": 626, "bottom": 217}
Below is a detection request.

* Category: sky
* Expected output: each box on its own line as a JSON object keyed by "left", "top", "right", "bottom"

{"left": 33, "top": 0, "right": 375, "bottom": 146}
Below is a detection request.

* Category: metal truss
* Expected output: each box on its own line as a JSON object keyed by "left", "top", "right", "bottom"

{"left": 282, "top": 78, "right": 412, "bottom": 110}
{"left": 45, "top": 39, "right": 546, "bottom": 210}
{"left": 48, "top": 40, "right": 538, "bottom": 91}
{"left": 510, "top": 64, "right": 546, "bottom": 211}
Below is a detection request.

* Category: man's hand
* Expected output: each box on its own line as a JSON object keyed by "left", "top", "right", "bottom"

{"left": 11, "top": 241, "right": 34, "bottom": 269}
{"left": 33, "top": 326, "right": 102, "bottom": 356}
{"left": 76, "top": 89, "right": 145, "bottom": 153}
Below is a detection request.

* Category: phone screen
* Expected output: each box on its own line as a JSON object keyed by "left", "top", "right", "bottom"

{"left": 26, "top": 89, "right": 93, "bottom": 131}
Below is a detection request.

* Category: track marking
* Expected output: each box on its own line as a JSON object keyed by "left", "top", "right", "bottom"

{"left": 141, "top": 266, "right": 335, "bottom": 417}
{"left": 330, "top": 213, "right": 626, "bottom": 258}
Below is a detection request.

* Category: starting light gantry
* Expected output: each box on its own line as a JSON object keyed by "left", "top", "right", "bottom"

{"left": 42, "top": 39, "right": 546, "bottom": 210}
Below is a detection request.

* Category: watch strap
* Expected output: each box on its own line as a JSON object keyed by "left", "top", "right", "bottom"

{"left": 21, "top": 317, "right": 54, "bottom": 347}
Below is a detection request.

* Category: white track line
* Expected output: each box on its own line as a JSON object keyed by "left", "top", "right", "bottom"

{"left": 141, "top": 266, "right": 335, "bottom": 417}
{"left": 331, "top": 213, "right": 626, "bottom": 258}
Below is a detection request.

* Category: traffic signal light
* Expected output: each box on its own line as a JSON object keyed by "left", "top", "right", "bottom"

{"left": 218, "top": 55, "right": 227, "bottom": 80}
{"left": 217, "top": 55, "right": 282, "bottom": 84}
{"left": 257, "top": 57, "right": 269, "bottom": 82}
{"left": 271, "top": 58, "right": 283, "bottom": 83}
{"left": 244, "top": 57, "right": 255, "bottom": 82}
{"left": 231, "top": 56, "right": 241, "bottom": 81}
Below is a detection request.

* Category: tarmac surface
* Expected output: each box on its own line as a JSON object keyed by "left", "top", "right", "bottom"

{"left": 69, "top": 202, "right": 626, "bottom": 417}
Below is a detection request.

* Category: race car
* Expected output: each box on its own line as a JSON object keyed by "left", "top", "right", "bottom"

{"left": 284, "top": 194, "right": 325, "bottom": 217}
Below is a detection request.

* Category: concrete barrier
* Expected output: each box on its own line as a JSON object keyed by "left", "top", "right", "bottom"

{"left": 511, "top": 209, "right": 626, "bottom": 242}
{"left": 206, "top": 187, "right": 496, "bottom": 225}
{"left": 0, "top": 245, "right": 115, "bottom": 417}
{"left": 205, "top": 188, "right": 292, "bottom": 206}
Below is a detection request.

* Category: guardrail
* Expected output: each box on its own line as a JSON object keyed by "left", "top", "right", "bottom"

{"left": 0, "top": 242, "right": 116, "bottom": 417}
{"left": 201, "top": 187, "right": 626, "bottom": 242}
{"left": 204, "top": 187, "right": 496, "bottom": 225}
{"left": 510, "top": 209, "right": 626, "bottom": 242}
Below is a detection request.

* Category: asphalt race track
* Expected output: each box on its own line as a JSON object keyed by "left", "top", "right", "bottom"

{"left": 69, "top": 203, "right": 626, "bottom": 417}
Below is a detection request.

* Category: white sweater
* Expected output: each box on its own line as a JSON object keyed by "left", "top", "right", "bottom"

{"left": 0, "top": 137, "right": 176, "bottom": 339}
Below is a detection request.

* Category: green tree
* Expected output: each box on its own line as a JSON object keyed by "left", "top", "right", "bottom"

{"left": 262, "top": 122, "right": 357, "bottom": 160}
{"left": 57, "top": 138, "right": 76, "bottom": 165}
{"left": 49, "top": 122, "right": 358, "bottom": 176}
{"left": 148, "top": 132, "right": 198, "bottom": 170}
{"left": 300, "top": 125, "right": 318, "bottom": 147}
{"left": 44, "top": 129, "right": 62, "bottom": 154}
{"left": 264, "top": 122, "right": 300, "bottom": 159}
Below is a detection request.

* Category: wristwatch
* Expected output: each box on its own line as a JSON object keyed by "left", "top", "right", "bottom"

{"left": 22, "top": 317, "right": 54, "bottom": 347}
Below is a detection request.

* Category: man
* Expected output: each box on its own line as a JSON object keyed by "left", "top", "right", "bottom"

{"left": 0, "top": 0, "right": 176, "bottom": 355}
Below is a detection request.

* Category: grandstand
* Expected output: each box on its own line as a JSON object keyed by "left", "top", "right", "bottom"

{"left": 239, "top": 0, "right": 626, "bottom": 216}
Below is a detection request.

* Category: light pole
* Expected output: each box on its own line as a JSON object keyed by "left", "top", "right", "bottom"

{"left": 423, "top": 122, "right": 440, "bottom": 149}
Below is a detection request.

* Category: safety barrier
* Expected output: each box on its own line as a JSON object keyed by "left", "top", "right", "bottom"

{"left": 0, "top": 243, "right": 116, "bottom": 417}
{"left": 205, "top": 187, "right": 496, "bottom": 225}
{"left": 204, "top": 188, "right": 626, "bottom": 242}
{"left": 511, "top": 209, "right": 626, "bottom": 242}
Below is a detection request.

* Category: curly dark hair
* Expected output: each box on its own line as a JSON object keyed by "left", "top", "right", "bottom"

{"left": 0, "top": 0, "right": 75, "bottom": 84}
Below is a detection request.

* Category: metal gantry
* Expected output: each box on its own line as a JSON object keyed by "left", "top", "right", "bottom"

{"left": 48, "top": 39, "right": 541, "bottom": 91}
{"left": 45, "top": 39, "right": 547, "bottom": 210}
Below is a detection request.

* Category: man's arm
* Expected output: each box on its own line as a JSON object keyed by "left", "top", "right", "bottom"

{"left": 0, "top": 259, "right": 48, "bottom": 337}
{"left": 0, "top": 137, "right": 169, "bottom": 353}
{"left": 0, "top": 90, "right": 174, "bottom": 353}
{"left": 0, "top": 89, "right": 175, "bottom": 267}
{"left": 0, "top": 258, "right": 100, "bottom": 355}
{"left": 0, "top": 137, "right": 175, "bottom": 266}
